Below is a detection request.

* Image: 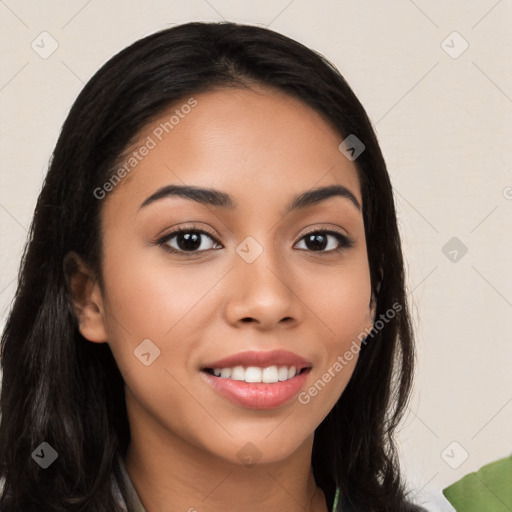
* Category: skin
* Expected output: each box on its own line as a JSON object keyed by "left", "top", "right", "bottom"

{"left": 69, "top": 86, "right": 375, "bottom": 512}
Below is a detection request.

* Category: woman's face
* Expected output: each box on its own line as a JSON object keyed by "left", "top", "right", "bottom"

{"left": 84, "top": 86, "right": 375, "bottom": 465}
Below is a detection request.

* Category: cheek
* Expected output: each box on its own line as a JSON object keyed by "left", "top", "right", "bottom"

{"left": 99, "top": 252, "right": 222, "bottom": 439}
{"left": 294, "top": 256, "right": 372, "bottom": 415}
{"left": 99, "top": 241, "right": 232, "bottom": 396}
{"left": 326, "top": 270, "right": 373, "bottom": 338}
{"left": 303, "top": 254, "right": 373, "bottom": 343}
{"left": 101, "top": 246, "right": 226, "bottom": 339}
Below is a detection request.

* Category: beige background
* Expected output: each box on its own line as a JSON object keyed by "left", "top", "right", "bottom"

{"left": 1, "top": 1, "right": 511, "bottom": 510}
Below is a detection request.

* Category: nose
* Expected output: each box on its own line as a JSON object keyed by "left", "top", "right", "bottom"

{"left": 223, "top": 244, "right": 302, "bottom": 331}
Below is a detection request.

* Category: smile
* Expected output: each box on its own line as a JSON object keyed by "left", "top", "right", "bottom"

{"left": 204, "top": 365, "right": 307, "bottom": 383}
{"left": 200, "top": 349, "right": 313, "bottom": 409}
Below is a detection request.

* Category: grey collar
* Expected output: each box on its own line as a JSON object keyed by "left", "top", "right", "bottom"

{"left": 113, "top": 456, "right": 147, "bottom": 512}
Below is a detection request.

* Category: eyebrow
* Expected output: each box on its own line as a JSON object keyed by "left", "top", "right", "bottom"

{"left": 139, "top": 183, "right": 361, "bottom": 212}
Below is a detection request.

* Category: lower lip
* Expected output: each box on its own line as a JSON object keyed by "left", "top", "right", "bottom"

{"left": 201, "top": 369, "right": 311, "bottom": 410}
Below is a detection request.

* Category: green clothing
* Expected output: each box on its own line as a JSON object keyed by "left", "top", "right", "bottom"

{"left": 333, "top": 487, "right": 340, "bottom": 510}
{"left": 442, "top": 454, "right": 512, "bottom": 512}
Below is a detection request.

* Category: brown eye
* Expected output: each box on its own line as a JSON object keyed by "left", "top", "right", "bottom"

{"left": 158, "top": 228, "right": 222, "bottom": 255}
{"left": 295, "top": 230, "right": 354, "bottom": 253}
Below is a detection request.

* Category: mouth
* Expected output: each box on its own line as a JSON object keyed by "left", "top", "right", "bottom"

{"left": 199, "top": 349, "right": 313, "bottom": 409}
{"left": 200, "top": 349, "right": 312, "bottom": 383}
{"left": 202, "top": 365, "right": 311, "bottom": 383}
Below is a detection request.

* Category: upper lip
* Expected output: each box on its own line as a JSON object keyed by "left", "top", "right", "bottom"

{"left": 202, "top": 349, "right": 312, "bottom": 371}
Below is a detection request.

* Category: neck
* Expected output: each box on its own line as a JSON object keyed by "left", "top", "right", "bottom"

{"left": 124, "top": 403, "right": 328, "bottom": 512}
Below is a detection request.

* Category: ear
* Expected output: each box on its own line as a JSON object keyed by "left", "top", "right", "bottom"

{"left": 63, "top": 251, "right": 108, "bottom": 343}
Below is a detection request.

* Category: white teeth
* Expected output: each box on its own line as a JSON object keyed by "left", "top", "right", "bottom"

{"left": 231, "top": 366, "right": 245, "bottom": 381}
{"left": 210, "top": 365, "right": 300, "bottom": 383}
{"left": 244, "top": 367, "right": 262, "bottom": 383}
{"left": 278, "top": 366, "right": 289, "bottom": 381}
{"left": 262, "top": 366, "right": 278, "bottom": 383}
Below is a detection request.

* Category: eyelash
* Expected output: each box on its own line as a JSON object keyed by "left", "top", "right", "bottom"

{"left": 156, "top": 224, "right": 354, "bottom": 257}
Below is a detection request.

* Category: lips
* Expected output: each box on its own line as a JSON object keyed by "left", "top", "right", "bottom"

{"left": 201, "top": 349, "right": 312, "bottom": 372}
{"left": 200, "top": 349, "right": 313, "bottom": 409}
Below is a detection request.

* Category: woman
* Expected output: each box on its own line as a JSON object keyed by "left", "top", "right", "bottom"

{"left": 0, "top": 21, "right": 427, "bottom": 511}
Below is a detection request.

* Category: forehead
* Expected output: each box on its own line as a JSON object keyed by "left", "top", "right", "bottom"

{"left": 102, "top": 86, "right": 362, "bottom": 213}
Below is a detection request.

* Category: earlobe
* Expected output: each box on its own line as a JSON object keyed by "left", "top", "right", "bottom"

{"left": 63, "top": 251, "right": 108, "bottom": 343}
